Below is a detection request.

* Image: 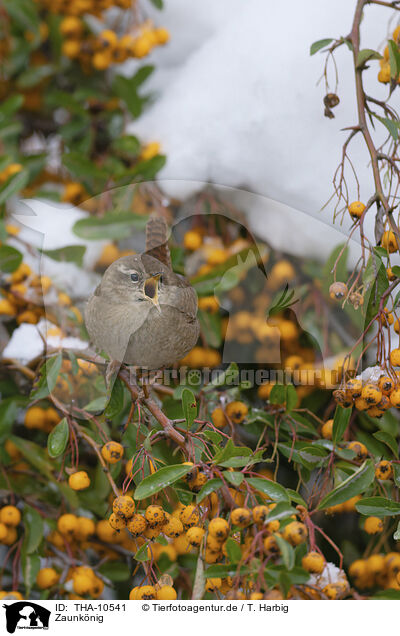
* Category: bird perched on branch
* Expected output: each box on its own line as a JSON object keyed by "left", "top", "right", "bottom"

{"left": 85, "top": 214, "right": 199, "bottom": 370}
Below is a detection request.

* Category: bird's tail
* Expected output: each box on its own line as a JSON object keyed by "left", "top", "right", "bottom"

{"left": 145, "top": 213, "right": 172, "bottom": 268}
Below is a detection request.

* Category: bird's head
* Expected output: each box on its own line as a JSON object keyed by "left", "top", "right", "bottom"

{"left": 99, "top": 254, "right": 164, "bottom": 311}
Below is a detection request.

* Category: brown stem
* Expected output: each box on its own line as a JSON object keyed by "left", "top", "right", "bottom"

{"left": 119, "top": 369, "right": 186, "bottom": 447}
{"left": 350, "top": 0, "right": 399, "bottom": 241}
{"left": 71, "top": 420, "right": 120, "bottom": 497}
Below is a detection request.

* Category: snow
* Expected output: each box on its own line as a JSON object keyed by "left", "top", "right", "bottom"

{"left": 128, "top": 0, "right": 397, "bottom": 261}
{"left": 2, "top": 319, "right": 88, "bottom": 365}
{"left": 10, "top": 198, "right": 104, "bottom": 297}
{"left": 309, "top": 561, "right": 349, "bottom": 591}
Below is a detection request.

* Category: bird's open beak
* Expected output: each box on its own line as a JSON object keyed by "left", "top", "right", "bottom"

{"left": 144, "top": 273, "right": 162, "bottom": 310}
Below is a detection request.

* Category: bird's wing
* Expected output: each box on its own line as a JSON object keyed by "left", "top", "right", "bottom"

{"left": 145, "top": 213, "right": 172, "bottom": 269}
{"left": 170, "top": 274, "right": 199, "bottom": 321}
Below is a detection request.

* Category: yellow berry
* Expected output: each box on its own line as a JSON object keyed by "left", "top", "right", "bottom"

{"left": 157, "top": 585, "right": 177, "bottom": 600}
{"left": 252, "top": 505, "right": 269, "bottom": 524}
{"left": 348, "top": 441, "right": 368, "bottom": 460}
{"left": 108, "top": 512, "right": 127, "bottom": 531}
{"left": 225, "top": 401, "right": 248, "bottom": 424}
{"left": 183, "top": 230, "right": 202, "bottom": 251}
{"left": 179, "top": 505, "right": 200, "bottom": 528}
{"left": 101, "top": 441, "right": 124, "bottom": 464}
{"left": 211, "top": 407, "right": 227, "bottom": 429}
{"left": 57, "top": 514, "right": 78, "bottom": 537}
{"left": 136, "top": 585, "right": 157, "bottom": 600}
{"left": 36, "top": 568, "right": 59, "bottom": 590}
{"left": 348, "top": 201, "right": 366, "bottom": 220}
{"left": 208, "top": 517, "right": 229, "bottom": 541}
{"left": 381, "top": 230, "right": 398, "bottom": 253}
{"left": 282, "top": 521, "right": 308, "bottom": 546}
{"left": 145, "top": 505, "right": 166, "bottom": 527}
{"left": 375, "top": 460, "right": 392, "bottom": 480}
{"left": 364, "top": 516, "right": 384, "bottom": 535}
{"left": 230, "top": 507, "right": 251, "bottom": 528}
{"left": 0, "top": 506, "right": 21, "bottom": 527}
{"left": 391, "top": 348, "right": 400, "bottom": 366}
{"left": 113, "top": 495, "right": 135, "bottom": 519}
{"left": 321, "top": 419, "right": 333, "bottom": 439}
{"left": 127, "top": 514, "right": 147, "bottom": 537}
{"left": 186, "top": 526, "right": 205, "bottom": 547}
{"left": 68, "top": 471, "right": 90, "bottom": 491}
{"left": 301, "top": 551, "right": 325, "bottom": 574}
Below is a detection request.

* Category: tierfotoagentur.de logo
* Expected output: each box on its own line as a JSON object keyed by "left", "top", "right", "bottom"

{"left": 3, "top": 602, "right": 51, "bottom": 634}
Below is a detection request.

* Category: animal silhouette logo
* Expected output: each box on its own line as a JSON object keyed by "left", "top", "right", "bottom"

{"left": 3, "top": 602, "right": 50, "bottom": 634}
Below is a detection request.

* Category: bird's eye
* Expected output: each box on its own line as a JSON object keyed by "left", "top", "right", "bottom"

{"left": 130, "top": 272, "right": 139, "bottom": 282}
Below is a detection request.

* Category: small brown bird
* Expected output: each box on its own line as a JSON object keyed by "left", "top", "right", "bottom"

{"left": 84, "top": 215, "right": 199, "bottom": 370}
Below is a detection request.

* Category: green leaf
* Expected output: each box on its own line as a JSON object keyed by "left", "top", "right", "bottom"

{"left": 374, "top": 114, "right": 400, "bottom": 142}
{"left": 62, "top": 152, "right": 108, "bottom": 181}
{"left": 355, "top": 496, "right": 400, "bottom": 517}
{"left": 134, "top": 463, "right": 193, "bottom": 500}
{"left": 47, "top": 417, "right": 69, "bottom": 458}
{"left": 268, "top": 284, "right": 298, "bottom": 317}
{"left": 332, "top": 405, "right": 352, "bottom": 444}
{"left": 17, "top": 64, "right": 54, "bottom": 89}
{"left": 223, "top": 471, "right": 244, "bottom": 487}
{"left": 84, "top": 396, "right": 108, "bottom": 413}
{"left": 274, "top": 534, "right": 295, "bottom": 570}
{"left": 0, "top": 245, "right": 23, "bottom": 273}
{"left": 0, "top": 170, "right": 30, "bottom": 205}
{"left": 196, "top": 478, "right": 223, "bottom": 503}
{"left": 135, "top": 543, "right": 150, "bottom": 562}
{"left": 0, "top": 400, "right": 18, "bottom": 441}
{"left": 112, "top": 67, "right": 154, "bottom": 117}
{"left": 218, "top": 453, "right": 263, "bottom": 469}
{"left": 21, "top": 552, "right": 40, "bottom": 595}
{"left": 10, "top": 436, "right": 53, "bottom": 479}
{"left": 213, "top": 439, "right": 252, "bottom": 464}
{"left": 373, "top": 431, "right": 398, "bottom": 458}
{"left": 372, "top": 589, "right": 400, "bottom": 599}
{"left": 203, "top": 363, "right": 239, "bottom": 391}
{"left": 182, "top": 388, "right": 197, "bottom": 430}
{"left": 298, "top": 445, "right": 328, "bottom": 468}
{"left": 130, "top": 155, "right": 166, "bottom": 181}
{"left": 286, "top": 385, "right": 298, "bottom": 412}
{"left": 23, "top": 505, "right": 44, "bottom": 554}
{"left": 225, "top": 538, "right": 242, "bottom": 564}
{"left": 265, "top": 502, "right": 298, "bottom": 524}
{"left": 388, "top": 40, "right": 400, "bottom": 79}
{"left": 149, "top": 0, "right": 163, "bottom": 7}
{"left": 393, "top": 463, "right": 400, "bottom": 488}
{"left": 310, "top": 38, "right": 333, "bottom": 55}
{"left": 112, "top": 135, "right": 140, "bottom": 158}
{"left": 269, "top": 384, "right": 286, "bottom": 405}
{"left": 391, "top": 265, "right": 400, "bottom": 279}
{"left": 73, "top": 212, "right": 147, "bottom": 240}
{"left": 3, "top": 0, "right": 40, "bottom": 32}
{"left": 317, "top": 460, "right": 375, "bottom": 509}
{"left": 0, "top": 95, "right": 24, "bottom": 121}
{"left": 41, "top": 245, "right": 86, "bottom": 267}
{"left": 198, "top": 310, "right": 222, "bottom": 348}
{"left": 105, "top": 377, "right": 125, "bottom": 418}
{"left": 205, "top": 564, "right": 248, "bottom": 578}
{"left": 31, "top": 352, "right": 62, "bottom": 400}
{"left": 246, "top": 477, "right": 290, "bottom": 503}
{"left": 98, "top": 562, "right": 130, "bottom": 581}
{"left": 356, "top": 48, "right": 382, "bottom": 67}
{"left": 365, "top": 261, "right": 388, "bottom": 325}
